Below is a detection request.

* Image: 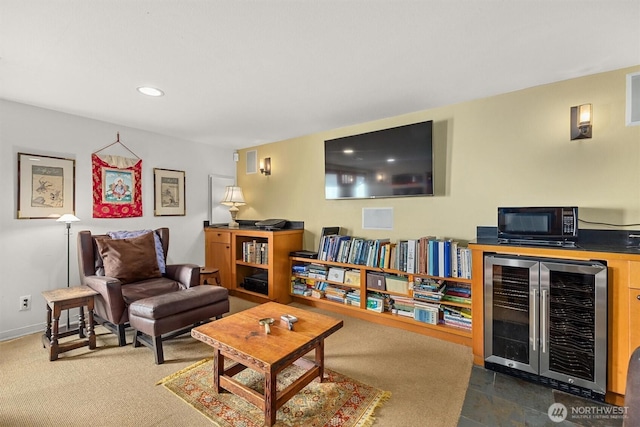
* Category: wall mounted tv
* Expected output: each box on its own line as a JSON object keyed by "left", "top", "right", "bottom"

{"left": 324, "top": 120, "right": 433, "bottom": 199}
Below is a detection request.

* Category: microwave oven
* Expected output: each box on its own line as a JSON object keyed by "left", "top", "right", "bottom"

{"left": 497, "top": 207, "right": 578, "bottom": 245}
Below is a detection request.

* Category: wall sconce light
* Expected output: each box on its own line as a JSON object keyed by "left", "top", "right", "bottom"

{"left": 571, "top": 103, "right": 592, "bottom": 140}
{"left": 260, "top": 157, "right": 271, "bottom": 175}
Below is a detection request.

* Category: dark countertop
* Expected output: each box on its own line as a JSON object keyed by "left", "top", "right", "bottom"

{"left": 206, "top": 219, "right": 304, "bottom": 231}
{"left": 472, "top": 227, "right": 640, "bottom": 256}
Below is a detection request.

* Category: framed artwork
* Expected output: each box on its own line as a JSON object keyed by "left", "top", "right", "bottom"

{"left": 154, "top": 168, "right": 186, "bottom": 216}
{"left": 92, "top": 153, "right": 142, "bottom": 218}
{"left": 17, "top": 152, "right": 75, "bottom": 219}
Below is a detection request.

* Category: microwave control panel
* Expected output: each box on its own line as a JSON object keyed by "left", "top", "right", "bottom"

{"left": 562, "top": 208, "right": 577, "bottom": 235}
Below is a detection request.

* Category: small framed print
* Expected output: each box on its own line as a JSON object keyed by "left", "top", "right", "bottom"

{"left": 153, "top": 168, "right": 185, "bottom": 216}
{"left": 17, "top": 152, "right": 75, "bottom": 219}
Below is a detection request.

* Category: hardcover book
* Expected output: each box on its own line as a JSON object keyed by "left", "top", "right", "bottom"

{"left": 344, "top": 269, "right": 361, "bottom": 286}
{"left": 327, "top": 267, "right": 346, "bottom": 283}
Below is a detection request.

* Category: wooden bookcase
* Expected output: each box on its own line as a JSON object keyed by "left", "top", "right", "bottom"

{"left": 289, "top": 256, "right": 473, "bottom": 347}
{"left": 204, "top": 227, "right": 303, "bottom": 304}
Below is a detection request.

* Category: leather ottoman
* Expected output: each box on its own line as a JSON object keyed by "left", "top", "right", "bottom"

{"left": 128, "top": 285, "right": 229, "bottom": 364}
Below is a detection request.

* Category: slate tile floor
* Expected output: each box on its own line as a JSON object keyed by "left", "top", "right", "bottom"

{"left": 458, "top": 366, "right": 626, "bottom": 427}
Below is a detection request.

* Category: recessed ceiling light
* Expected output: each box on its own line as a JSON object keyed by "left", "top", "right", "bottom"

{"left": 137, "top": 86, "right": 164, "bottom": 97}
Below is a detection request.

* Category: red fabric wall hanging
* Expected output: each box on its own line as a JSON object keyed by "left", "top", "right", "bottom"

{"left": 92, "top": 154, "right": 142, "bottom": 218}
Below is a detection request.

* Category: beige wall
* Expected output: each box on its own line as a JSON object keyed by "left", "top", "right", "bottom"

{"left": 237, "top": 66, "right": 640, "bottom": 251}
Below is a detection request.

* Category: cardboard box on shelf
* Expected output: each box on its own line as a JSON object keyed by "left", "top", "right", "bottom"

{"left": 366, "top": 272, "right": 386, "bottom": 291}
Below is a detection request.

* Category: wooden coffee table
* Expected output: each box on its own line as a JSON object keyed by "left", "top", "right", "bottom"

{"left": 191, "top": 302, "right": 343, "bottom": 427}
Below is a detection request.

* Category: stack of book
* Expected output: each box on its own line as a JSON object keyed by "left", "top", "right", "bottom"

{"left": 345, "top": 289, "right": 361, "bottom": 306}
{"left": 441, "top": 305, "right": 472, "bottom": 330}
{"left": 391, "top": 295, "right": 415, "bottom": 317}
{"left": 324, "top": 284, "right": 353, "bottom": 303}
{"left": 307, "top": 264, "right": 328, "bottom": 280}
{"left": 291, "top": 277, "right": 314, "bottom": 296}
{"left": 292, "top": 264, "right": 309, "bottom": 276}
{"left": 412, "top": 278, "right": 446, "bottom": 303}
{"left": 441, "top": 282, "right": 471, "bottom": 304}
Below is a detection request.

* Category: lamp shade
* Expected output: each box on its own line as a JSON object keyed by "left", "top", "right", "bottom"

{"left": 56, "top": 213, "right": 81, "bottom": 223}
{"left": 578, "top": 103, "right": 592, "bottom": 126}
{"left": 221, "top": 186, "right": 246, "bottom": 206}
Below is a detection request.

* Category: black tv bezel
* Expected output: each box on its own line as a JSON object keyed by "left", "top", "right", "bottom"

{"left": 323, "top": 120, "right": 434, "bottom": 200}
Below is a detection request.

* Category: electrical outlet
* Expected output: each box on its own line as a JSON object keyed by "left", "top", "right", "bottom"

{"left": 19, "top": 295, "right": 31, "bottom": 311}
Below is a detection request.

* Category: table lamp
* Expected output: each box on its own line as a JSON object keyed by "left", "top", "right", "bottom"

{"left": 221, "top": 186, "right": 246, "bottom": 228}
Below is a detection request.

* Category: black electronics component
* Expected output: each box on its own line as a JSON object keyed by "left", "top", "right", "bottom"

{"left": 242, "top": 272, "right": 269, "bottom": 295}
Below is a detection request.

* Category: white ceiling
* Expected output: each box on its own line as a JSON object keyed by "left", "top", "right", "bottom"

{"left": 1, "top": 1, "right": 639, "bottom": 149}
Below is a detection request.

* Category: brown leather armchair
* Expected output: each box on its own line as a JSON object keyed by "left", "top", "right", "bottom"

{"left": 77, "top": 228, "right": 200, "bottom": 346}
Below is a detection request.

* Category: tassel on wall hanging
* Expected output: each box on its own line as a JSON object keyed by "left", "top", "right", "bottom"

{"left": 91, "top": 133, "right": 142, "bottom": 218}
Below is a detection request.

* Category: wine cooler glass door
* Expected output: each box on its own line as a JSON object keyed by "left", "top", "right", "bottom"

{"left": 484, "top": 256, "right": 539, "bottom": 374}
{"left": 539, "top": 260, "right": 607, "bottom": 395}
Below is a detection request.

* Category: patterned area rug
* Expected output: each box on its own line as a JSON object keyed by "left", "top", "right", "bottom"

{"left": 158, "top": 358, "right": 391, "bottom": 427}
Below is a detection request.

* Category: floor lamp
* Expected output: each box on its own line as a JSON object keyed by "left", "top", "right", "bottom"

{"left": 56, "top": 213, "right": 80, "bottom": 330}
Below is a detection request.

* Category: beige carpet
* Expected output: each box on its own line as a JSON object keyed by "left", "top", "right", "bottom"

{"left": 0, "top": 297, "right": 472, "bottom": 427}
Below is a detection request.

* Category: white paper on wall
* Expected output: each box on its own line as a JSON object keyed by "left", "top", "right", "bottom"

{"left": 209, "top": 174, "right": 235, "bottom": 224}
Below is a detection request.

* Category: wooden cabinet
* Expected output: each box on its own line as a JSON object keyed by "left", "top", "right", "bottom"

{"left": 470, "top": 243, "right": 640, "bottom": 406}
{"left": 204, "top": 229, "right": 232, "bottom": 288}
{"left": 627, "top": 262, "right": 640, "bottom": 396}
{"left": 289, "top": 257, "right": 473, "bottom": 347}
{"left": 629, "top": 288, "right": 640, "bottom": 367}
{"left": 205, "top": 227, "right": 303, "bottom": 304}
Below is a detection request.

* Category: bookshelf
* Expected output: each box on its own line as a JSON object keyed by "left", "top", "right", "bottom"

{"left": 289, "top": 256, "right": 473, "bottom": 347}
{"left": 204, "top": 226, "right": 303, "bottom": 304}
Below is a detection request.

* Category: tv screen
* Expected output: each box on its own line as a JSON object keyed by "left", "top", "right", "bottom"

{"left": 324, "top": 120, "right": 433, "bottom": 199}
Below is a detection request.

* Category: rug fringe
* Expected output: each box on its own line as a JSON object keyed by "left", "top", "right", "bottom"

{"left": 355, "top": 390, "right": 392, "bottom": 427}
{"left": 155, "top": 357, "right": 213, "bottom": 386}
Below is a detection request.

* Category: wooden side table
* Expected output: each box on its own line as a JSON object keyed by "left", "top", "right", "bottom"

{"left": 41, "top": 285, "right": 98, "bottom": 361}
{"left": 200, "top": 267, "right": 221, "bottom": 286}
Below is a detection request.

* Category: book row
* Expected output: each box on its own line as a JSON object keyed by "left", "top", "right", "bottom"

{"left": 242, "top": 240, "right": 268, "bottom": 265}
{"left": 290, "top": 271, "right": 472, "bottom": 331}
{"left": 292, "top": 264, "right": 471, "bottom": 303}
{"left": 317, "top": 234, "right": 472, "bottom": 278}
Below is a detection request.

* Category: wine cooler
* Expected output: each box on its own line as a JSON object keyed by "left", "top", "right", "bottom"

{"left": 484, "top": 255, "right": 608, "bottom": 401}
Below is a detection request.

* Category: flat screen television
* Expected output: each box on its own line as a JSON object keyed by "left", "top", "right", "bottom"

{"left": 324, "top": 120, "right": 433, "bottom": 199}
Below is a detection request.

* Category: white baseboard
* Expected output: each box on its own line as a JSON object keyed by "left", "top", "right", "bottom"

{"left": 0, "top": 322, "right": 45, "bottom": 342}
{"left": 0, "top": 321, "right": 84, "bottom": 342}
